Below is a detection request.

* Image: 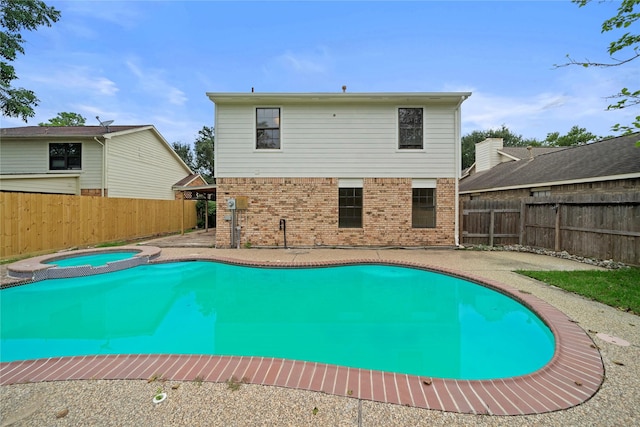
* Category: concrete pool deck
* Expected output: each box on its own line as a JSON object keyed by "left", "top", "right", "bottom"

{"left": 1, "top": 244, "right": 639, "bottom": 425}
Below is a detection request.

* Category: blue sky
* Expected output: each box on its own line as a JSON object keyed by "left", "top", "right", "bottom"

{"left": 2, "top": 0, "right": 638, "bottom": 145}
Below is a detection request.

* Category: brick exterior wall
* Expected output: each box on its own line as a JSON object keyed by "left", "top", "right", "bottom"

{"left": 81, "top": 188, "right": 108, "bottom": 197}
{"left": 216, "top": 177, "right": 456, "bottom": 248}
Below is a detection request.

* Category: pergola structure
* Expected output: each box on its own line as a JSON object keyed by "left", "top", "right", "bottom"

{"left": 174, "top": 185, "right": 217, "bottom": 233}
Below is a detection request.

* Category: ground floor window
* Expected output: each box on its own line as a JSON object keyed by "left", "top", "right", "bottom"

{"left": 339, "top": 187, "right": 363, "bottom": 228}
{"left": 412, "top": 188, "right": 435, "bottom": 228}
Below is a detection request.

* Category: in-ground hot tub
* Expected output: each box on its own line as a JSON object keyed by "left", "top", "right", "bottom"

{"left": 6, "top": 246, "right": 161, "bottom": 282}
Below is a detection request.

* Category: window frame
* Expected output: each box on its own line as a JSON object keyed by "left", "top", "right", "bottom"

{"left": 530, "top": 186, "right": 551, "bottom": 197}
{"left": 338, "top": 187, "right": 363, "bottom": 228}
{"left": 397, "top": 107, "right": 424, "bottom": 150}
{"left": 255, "top": 107, "right": 282, "bottom": 150}
{"left": 412, "top": 187, "right": 436, "bottom": 228}
{"left": 49, "top": 142, "right": 82, "bottom": 171}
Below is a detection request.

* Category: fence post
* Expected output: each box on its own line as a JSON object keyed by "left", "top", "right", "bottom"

{"left": 554, "top": 203, "right": 561, "bottom": 252}
{"left": 181, "top": 195, "right": 185, "bottom": 235}
{"left": 489, "top": 209, "right": 495, "bottom": 247}
{"left": 459, "top": 200, "right": 464, "bottom": 246}
{"left": 519, "top": 199, "right": 526, "bottom": 245}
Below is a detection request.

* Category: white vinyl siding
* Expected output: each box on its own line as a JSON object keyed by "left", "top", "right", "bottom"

{"left": 0, "top": 140, "right": 48, "bottom": 173}
{"left": 0, "top": 175, "right": 80, "bottom": 194}
{"left": 106, "top": 129, "right": 190, "bottom": 199}
{"left": 0, "top": 139, "right": 102, "bottom": 191}
{"left": 474, "top": 138, "right": 504, "bottom": 173}
{"left": 215, "top": 103, "right": 459, "bottom": 178}
{"left": 81, "top": 141, "right": 103, "bottom": 189}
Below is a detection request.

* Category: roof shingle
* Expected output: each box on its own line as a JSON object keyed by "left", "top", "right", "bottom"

{"left": 0, "top": 125, "right": 148, "bottom": 138}
{"left": 460, "top": 134, "right": 640, "bottom": 192}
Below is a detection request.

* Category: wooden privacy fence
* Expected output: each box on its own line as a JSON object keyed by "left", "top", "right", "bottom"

{"left": 0, "top": 192, "right": 197, "bottom": 258}
{"left": 461, "top": 194, "right": 640, "bottom": 265}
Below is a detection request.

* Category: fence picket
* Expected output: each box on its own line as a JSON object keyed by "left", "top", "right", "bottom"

{"left": 461, "top": 194, "right": 639, "bottom": 265}
{"left": 0, "top": 193, "right": 197, "bottom": 259}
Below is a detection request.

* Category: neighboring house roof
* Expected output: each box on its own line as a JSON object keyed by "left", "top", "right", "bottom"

{"left": 459, "top": 133, "right": 640, "bottom": 193}
{"left": 173, "top": 173, "right": 208, "bottom": 187}
{"left": 0, "top": 125, "right": 146, "bottom": 138}
{"left": 499, "top": 146, "right": 568, "bottom": 160}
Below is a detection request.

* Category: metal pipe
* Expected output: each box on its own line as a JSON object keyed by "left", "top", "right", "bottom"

{"left": 279, "top": 218, "right": 287, "bottom": 249}
{"left": 93, "top": 137, "right": 105, "bottom": 197}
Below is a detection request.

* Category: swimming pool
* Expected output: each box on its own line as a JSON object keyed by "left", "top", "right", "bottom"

{"left": 0, "top": 261, "right": 554, "bottom": 380}
{"left": 45, "top": 251, "right": 139, "bottom": 267}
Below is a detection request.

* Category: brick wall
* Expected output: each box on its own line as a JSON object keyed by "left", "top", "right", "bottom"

{"left": 216, "top": 177, "right": 456, "bottom": 248}
{"left": 81, "top": 188, "right": 108, "bottom": 197}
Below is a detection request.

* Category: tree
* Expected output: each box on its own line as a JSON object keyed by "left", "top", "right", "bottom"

{"left": 461, "top": 125, "right": 541, "bottom": 169}
{"left": 559, "top": 0, "right": 640, "bottom": 135}
{"left": 171, "top": 141, "right": 195, "bottom": 170}
{"left": 171, "top": 127, "right": 214, "bottom": 181}
{"left": 38, "top": 111, "right": 86, "bottom": 126}
{"left": 543, "top": 125, "right": 601, "bottom": 146}
{"left": 194, "top": 126, "right": 214, "bottom": 182}
{"left": 1, "top": 0, "right": 61, "bottom": 121}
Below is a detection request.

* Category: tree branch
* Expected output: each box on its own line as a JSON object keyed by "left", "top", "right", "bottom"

{"left": 554, "top": 50, "right": 640, "bottom": 68}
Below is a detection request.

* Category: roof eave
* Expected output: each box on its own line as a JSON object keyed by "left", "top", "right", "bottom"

{"left": 459, "top": 172, "right": 640, "bottom": 194}
{"left": 206, "top": 92, "right": 472, "bottom": 105}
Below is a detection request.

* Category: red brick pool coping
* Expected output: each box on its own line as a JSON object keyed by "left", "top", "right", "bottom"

{"left": 0, "top": 256, "right": 604, "bottom": 416}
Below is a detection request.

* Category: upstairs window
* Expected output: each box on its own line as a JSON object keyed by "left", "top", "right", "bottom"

{"left": 49, "top": 143, "right": 82, "bottom": 170}
{"left": 398, "top": 107, "right": 423, "bottom": 149}
{"left": 256, "top": 108, "right": 280, "bottom": 149}
{"left": 339, "top": 187, "right": 363, "bottom": 228}
{"left": 412, "top": 188, "right": 436, "bottom": 228}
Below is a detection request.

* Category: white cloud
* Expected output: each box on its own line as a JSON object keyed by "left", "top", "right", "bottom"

{"left": 29, "top": 66, "right": 119, "bottom": 96}
{"left": 464, "top": 90, "right": 630, "bottom": 139}
{"left": 62, "top": 1, "right": 142, "bottom": 29}
{"left": 279, "top": 51, "right": 328, "bottom": 74}
{"left": 126, "top": 59, "right": 188, "bottom": 106}
{"left": 265, "top": 47, "right": 333, "bottom": 77}
{"left": 451, "top": 63, "right": 638, "bottom": 140}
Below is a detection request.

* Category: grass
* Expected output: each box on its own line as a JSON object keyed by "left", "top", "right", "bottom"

{"left": 94, "top": 241, "right": 129, "bottom": 248}
{"left": 517, "top": 268, "right": 640, "bottom": 315}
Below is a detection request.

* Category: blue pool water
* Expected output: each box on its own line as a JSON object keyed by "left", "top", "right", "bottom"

{"left": 46, "top": 251, "right": 139, "bottom": 267}
{"left": 0, "top": 262, "right": 555, "bottom": 379}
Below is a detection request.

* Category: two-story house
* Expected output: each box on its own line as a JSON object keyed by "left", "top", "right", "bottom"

{"left": 207, "top": 91, "right": 471, "bottom": 248}
{"left": 0, "top": 125, "right": 205, "bottom": 200}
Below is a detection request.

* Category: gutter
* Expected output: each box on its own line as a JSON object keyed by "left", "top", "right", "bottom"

{"left": 453, "top": 94, "right": 470, "bottom": 246}
{"left": 93, "top": 137, "right": 106, "bottom": 197}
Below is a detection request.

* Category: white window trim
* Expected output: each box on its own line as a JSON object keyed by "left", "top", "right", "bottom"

{"left": 412, "top": 178, "right": 436, "bottom": 188}
{"left": 254, "top": 106, "right": 283, "bottom": 152}
{"left": 339, "top": 178, "right": 363, "bottom": 188}
{"left": 396, "top": 106, "right": 426, "bottom": 152}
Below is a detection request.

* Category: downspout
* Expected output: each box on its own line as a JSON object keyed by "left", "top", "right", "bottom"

{"left": 93, "top": 137, "right": 105, "bottom": 197}
{"left": 453, "top": 95, "right": 468, "bottom": 247}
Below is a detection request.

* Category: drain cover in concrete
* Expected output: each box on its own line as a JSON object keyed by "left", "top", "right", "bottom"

{"left": 596, "top": 333, "right": 630, "bottom": 346}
